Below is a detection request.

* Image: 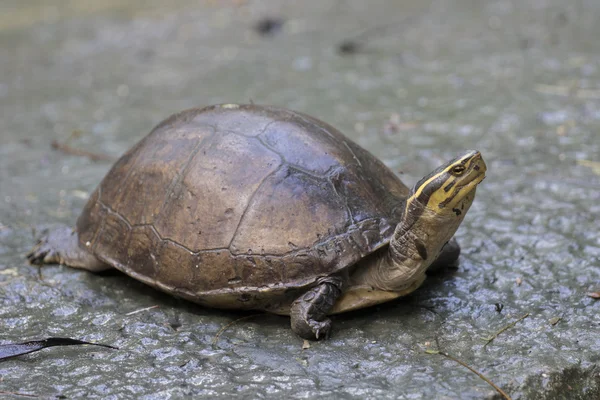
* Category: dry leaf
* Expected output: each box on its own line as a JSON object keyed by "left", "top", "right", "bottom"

{"left": 549, "top": 317, "right": 562, "bottom": 326}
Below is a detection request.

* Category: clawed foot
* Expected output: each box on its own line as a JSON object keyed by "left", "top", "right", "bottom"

{"left": 291, "top": 315, "right": 333, "bottom": 341}
{"left": 290, "top": 276, "right": 342, "bottom": 340}
{"left": 307, "top": 318, "right": 332, "bottom": 340}
{"left": 26, "top": 226, "right": 76, "bottom": 265}
{"left": 27, "top": 235, "right": 61, "bottom": 265}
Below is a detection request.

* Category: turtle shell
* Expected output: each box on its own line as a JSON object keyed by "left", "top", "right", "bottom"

{"left": 76, "top": 104, "right": 409, "bottom": 310}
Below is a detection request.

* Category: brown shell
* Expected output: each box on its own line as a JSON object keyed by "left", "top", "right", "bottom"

{"left": 76, "top": 104, "right": 409, "bottom": 310}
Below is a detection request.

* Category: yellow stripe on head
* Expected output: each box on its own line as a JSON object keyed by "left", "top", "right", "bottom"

{"left": 405, "top": 151, "right": 486, "bottom": 216}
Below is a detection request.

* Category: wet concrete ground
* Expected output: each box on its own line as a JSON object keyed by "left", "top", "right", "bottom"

{"left": 1, "top": 0, "right": 599, "bottom": 398}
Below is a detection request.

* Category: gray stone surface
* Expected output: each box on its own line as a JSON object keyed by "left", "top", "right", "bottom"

{"left": 1, "top": 0, "right": 599, "bottom": 398}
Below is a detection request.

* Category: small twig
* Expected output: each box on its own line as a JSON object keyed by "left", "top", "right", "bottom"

{"left": 0, "top": 390, "right": 39, "bottom": 398}
{"left": 425, "top": 349, "right": 512, "bottom": 400}
{"left": 50, "top": 140, "right": 113, "bottom": 162}
{"left": 481, "top": 313, "right": 530, "bottom": 346}
{"left": 125, "top": 305, "right": 160, "bottom": 316}
{"left": 212, "top": 314, "right": 262, "bottom": 347}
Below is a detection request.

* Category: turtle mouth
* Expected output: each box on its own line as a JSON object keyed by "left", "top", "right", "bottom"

{"left": 459, "top": 174, "right": 485, "bottom": 195}
{"left": 461, "top": 172, "right": 486, "bottom": 188}
{"left": 457, "top": 155, "right": 487, "bottom": 190}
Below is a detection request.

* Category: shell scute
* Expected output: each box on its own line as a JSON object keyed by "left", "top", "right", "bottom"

{"left": 77, "top": 188, "right": 102, "bottom": 245}
{"left": 229, "top": 166, "right": 349, "bottom": 255}
{"left": 103, "top": 125, "right": 215, "bottom": 226}
{"left": 189, "top": 104, "right": 281, "bottom": 138}
{"left": 155, "top": 240, "right": 198, "bottom": 292}
{"left": 125, "top": 225, "right": 160, "bottom": 279}
{"left": 93, "top": 212, "right": 130, "bottom": 263}
{"left": 153, "top": 131, "right": 281, "bottom": 251}
{"left": 260, "top": 119, "right": 347, "bottom": 175}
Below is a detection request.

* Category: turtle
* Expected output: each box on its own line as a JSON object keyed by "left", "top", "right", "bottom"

{"left": 27, "top": 104, "right": 486, "bottom": 340}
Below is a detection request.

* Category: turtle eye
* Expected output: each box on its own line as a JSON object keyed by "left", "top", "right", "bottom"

{"left": 451, "top": 165, "right": 465, "bottom": 175}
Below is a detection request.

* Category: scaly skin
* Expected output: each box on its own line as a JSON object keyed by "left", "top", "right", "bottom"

{"left": 27, "top": 225, "right": 109, "bottom": 272}
{"left": 290, "top": 276, "right": 343, "bottom": 340}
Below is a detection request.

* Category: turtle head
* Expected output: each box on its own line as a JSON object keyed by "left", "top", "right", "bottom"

{"left": 408, "top": 150, "right": 486, "bottom": 219}
{"left": 359, "top": 151, "right": 486, "bottom": 293}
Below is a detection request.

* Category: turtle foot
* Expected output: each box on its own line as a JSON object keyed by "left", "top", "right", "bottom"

{"left": 27, "top": 241, "right": 58, "bottom": 265}
{"left": 290, "top": 276, "right": 342, "bottom": 340}
{"left": 26, "top": 226, "right": 109, "bottom": 271}
{"left": 291, "top": 315, "right": 333, "bottom": 341}
{"left": 308, "top": 318, "right": 332, "bottom": 340}
{"left": 27, "top": 227, "right": 75, "bottom": 265}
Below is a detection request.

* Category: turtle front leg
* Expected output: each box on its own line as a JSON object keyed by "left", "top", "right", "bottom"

{"left": 27, "top": 225, "right": 110, "bottom": 272}
{"left": 290, "top": 276, "right": 343, "bottom": 340}
{"left": 427, "top": 237, "right": 460, "bottom": 273}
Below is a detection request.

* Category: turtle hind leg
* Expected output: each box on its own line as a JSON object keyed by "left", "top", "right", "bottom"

{"left": 290, "top": 276, "right": 343, "bottom": 340}
{"left": 427, "top": 237, "right": 461, "bottom": 274}
{"left": 27, "top": 225, "right": 110, "bottom": 272}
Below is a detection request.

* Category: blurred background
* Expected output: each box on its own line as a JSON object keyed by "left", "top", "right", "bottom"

{"left": 1, "top": 1, "right": 599, "bottom": 399}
